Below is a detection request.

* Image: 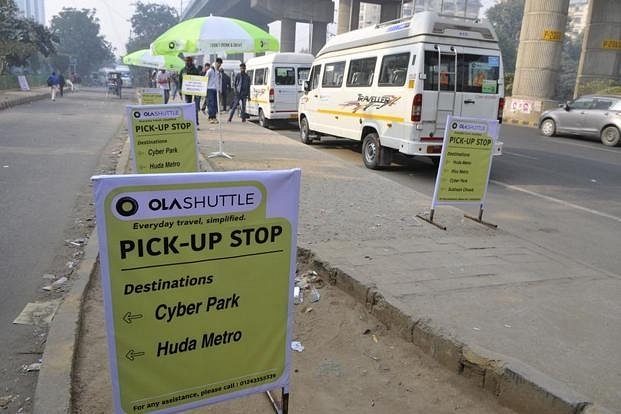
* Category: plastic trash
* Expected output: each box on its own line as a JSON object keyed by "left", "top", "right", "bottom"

{"left": 291, "top": 341, "right": 304, "bottom": 352}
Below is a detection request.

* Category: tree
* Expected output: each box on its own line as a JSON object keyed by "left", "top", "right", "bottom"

{"left": 556, "top": 32, "right": 582, "bottom": 101}
{"left": 49, "top": 8, "right": 114, "bottom": 76}
{"left": 0, "top": 0, "right": 56, "bottom": 73}
{"left": 126, "top": 2, "right": 179, "bottom": 54}
{"left": 485, "top": 0, "right": 524, "bottom": 75}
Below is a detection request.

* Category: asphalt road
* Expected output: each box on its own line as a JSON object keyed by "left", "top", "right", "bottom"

{"left": 0, "top": 88, "right": 128, "bottom": 412}
{"left": 273, "top": 120, "right": 621, "bottom": 277}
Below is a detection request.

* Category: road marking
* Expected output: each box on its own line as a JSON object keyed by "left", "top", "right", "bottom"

{"left": 503, "top": 151, "right": 539, "bottom": 160}
{"left": 490, "top": 180, "right": 621, "bottom": 223}
{"left": 540, "top": 136, "right": 621, "bottom": 154}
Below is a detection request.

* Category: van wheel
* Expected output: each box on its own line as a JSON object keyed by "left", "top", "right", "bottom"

{"left": 362, "top": 132, "right": 382, "bottom": 169}
{"left": 600, "top": 126, "right": 620, "bottom": 146}
{"left": 540, "top": 119, "right": 556, "bottom": 137}
{"left": 258, "top": 109, "right": 270, "bottom": 128}
{"left": 300, "top": 117, "right": 313, "bottom": 144}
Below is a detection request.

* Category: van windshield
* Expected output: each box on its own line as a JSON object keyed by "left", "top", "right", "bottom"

{"left": 424, "top": 51, "right": 500, "bottom": 94}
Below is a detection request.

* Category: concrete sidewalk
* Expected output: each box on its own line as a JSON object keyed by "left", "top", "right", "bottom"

{"left": 14, "top": 88, "right": 617, "bottom": 414}
{"left": 0, "top": 86, "right": 50, "bottom": 110}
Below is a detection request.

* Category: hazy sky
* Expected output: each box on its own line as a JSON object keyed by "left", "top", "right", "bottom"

{"left": 44, "top": 0, "right": 499, "bottom": 57}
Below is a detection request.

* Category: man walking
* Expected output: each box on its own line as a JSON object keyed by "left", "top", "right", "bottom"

{"left": 219, "top": 67, "right": 231, "bottom": 112}
{"left": 228, "top": 62, "right": 251, "bottom": 123}
{"left": 47, "top": 71, "right": 60, "bottom": 101}
{"left": 156, "top": 68, "right": 171, "bottom": 104}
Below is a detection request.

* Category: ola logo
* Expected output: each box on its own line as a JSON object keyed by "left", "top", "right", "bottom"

{"left": 133, "top": 111, "right": 141, "bottom": 119}
{"left": 451, "top": 122, "right": 458, "bottom": 129}
{"left": 168, "top": 41, "right": 176, "bottom": 50}
{"left": 116, "top": 197, "right": 139, "bottom": 217}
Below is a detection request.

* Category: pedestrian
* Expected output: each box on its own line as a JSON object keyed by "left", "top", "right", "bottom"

{"left": 170, "top": 71, "right": 180, "bottom": 101}
{"left": 200, "top": 62, "right": 210, "bottom": 115}
{"left": 156, "top": 67, "right": 171, "bottom": 104}
{"left": 179, "top": 56, "right": 202, "bottom": 129}
{"left": 58, "top": 73, "right": 65, "bottom": 97}
{"left": 47, "top": 71, "right": 60, "bottom": 101}
{"left": 204, "top": 58, "right": 222, "bottom": 123}
{"left": 228, "top": 62, "right": 251, "bottom": 123}
{"left": 219, "top": 67, "right": 231, "bottom": 112}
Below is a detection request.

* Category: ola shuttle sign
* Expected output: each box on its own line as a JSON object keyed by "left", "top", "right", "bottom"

{"left": 92, "top": 170, "right": 300, "bottom": 413}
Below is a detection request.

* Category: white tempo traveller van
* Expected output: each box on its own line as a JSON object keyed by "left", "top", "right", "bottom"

{"left": 298, "top": 11, "right": 505, "bottom": 169}
{"left": 246, "top": 52, "right": 314, "bottom": 128}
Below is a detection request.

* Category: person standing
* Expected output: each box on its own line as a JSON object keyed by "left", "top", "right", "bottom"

{"left": 180, "top": 56, "right": 202, "bottom": 129}
{"left": 205, "top": 58, "right": 222, "bottom": 123}
{"left": 170, "top": 71, "right": 180, "bottom": 101}
{"left": 228, "top": 62, "right": 251, "bottom": 123}
{"left": 219, "top": 67, "right": 231, "bottom": 112}
{"left": 47, "top": 71, "right": 60, "bottom": 101}
{"left": 156, "top": 68, "right": 171, "bottom": 104}
{"left": 58, "top": 73, "right": 65, "bottom": 97}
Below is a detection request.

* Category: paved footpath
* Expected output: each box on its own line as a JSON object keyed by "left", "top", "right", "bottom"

{"left": 3, "top": 88, "right": 616, "bottom": 414}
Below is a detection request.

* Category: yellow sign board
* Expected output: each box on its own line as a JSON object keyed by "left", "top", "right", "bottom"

{"left": 127, "top": 103, "right": 199, "bottom": 173}
{"left": 139, "top": 88, "right": 165, "bottom": 105}
{"left": 432, "top": 117, "right": 498, "bottom": 206}
{"left": 543, "top": 29, "right": 563, "bottom": 41}
{"left": 602, "top": 39, "right": 621, "bottom": 50}
{"left": 92, "top": 170, "right": 300, "bottom": 413}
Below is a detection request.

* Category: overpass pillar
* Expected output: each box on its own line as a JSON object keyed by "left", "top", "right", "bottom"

{"left": 506, "top": 0, "right": 569, "bottom": 127}
{"left": 380, "top": 2, "right": 401, "bottom": 23}
{"left": 280, "top": 19, "right": 296, "bottom": 53}
{"left": 337, "top": 0, "right": 360, "bottom": 34}
{"left": 574, "top": 0, "right": 621, "bottom": 97}
{"left": 311, "top": 21, "right": 327, "bottom": 56}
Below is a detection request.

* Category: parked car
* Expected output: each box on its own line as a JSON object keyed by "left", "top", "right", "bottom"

{"left": 538, "top": 95, "right": 621, "bottom": 146}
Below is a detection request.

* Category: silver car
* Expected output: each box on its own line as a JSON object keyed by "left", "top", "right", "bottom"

{"left": 538, "top": 95, "right": 621, "bottom": 146}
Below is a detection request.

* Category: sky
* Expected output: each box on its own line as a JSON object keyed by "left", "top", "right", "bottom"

{"left": 44, "top": 0, "right": 498, "bottom": 57}
{"left": 44, "top": 0, "right": 183, "bottom": 56}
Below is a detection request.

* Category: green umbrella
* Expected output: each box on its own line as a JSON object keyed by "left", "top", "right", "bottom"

{"left": 122, "top": 49, "right": 184, "bottom": 71}
{"left": 150, "top": 15, "right": 279, "bottom": 56}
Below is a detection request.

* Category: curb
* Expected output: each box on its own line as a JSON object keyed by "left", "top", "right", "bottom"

{"left": 299, "top": 248, "right": 616, "bottom": 414}
{"left": 0, "top": 91, "right": 49, "bottom": 110}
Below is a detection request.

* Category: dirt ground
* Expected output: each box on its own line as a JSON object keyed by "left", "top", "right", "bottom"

{"left": 72, "top": 259, "right": 517, "bottom": 414}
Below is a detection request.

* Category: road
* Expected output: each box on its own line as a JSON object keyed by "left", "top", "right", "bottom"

{"left": 0, "top": 88, "right": 128, "bottom": 413}
{"left": 272, "top": 121, "right": 621, "bottom": 277}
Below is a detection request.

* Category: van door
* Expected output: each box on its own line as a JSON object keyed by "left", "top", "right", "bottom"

{"left": 274, "top": 66, "right": 298, "bottom": 118}
{"left": 423, "top": 47, "right": 502, "bottom": 136}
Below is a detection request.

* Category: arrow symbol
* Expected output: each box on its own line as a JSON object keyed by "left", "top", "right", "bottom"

{"left": 126, "top": 350, "right": 145, "bottom": 361}
{"left": 123, "top": 312, "right": 143, "bottom": 324}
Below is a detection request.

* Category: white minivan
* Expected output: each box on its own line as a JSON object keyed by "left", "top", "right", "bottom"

{"left": 298, "top": 11, "right": 505, "bottom": 169}
{"left": 245, "top": 53, "right": 314, "bottom": 128}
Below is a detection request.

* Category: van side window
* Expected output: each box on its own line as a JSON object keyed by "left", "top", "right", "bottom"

{"left": 298, "top": 67, "right": 310, "bottom": 85}
{"left": 275, "top": 67, "right": 295, "bottom": 85}
{"left": 346, "top": 57, "right": 376, "bottom": 87}
{"left": 255, "top": 68, "right": 267, "bottom": 85}
{"left": 378, "top": 52, "right": 410, "bottom": 87}
{"left": 309, "top": 65, "right": 321, "bottom": 90}
{"left": 321, "top": 61, "right": 345, "bottom": 88}
{"left": 246, "top": 69, "right": 254, "bottom": 84}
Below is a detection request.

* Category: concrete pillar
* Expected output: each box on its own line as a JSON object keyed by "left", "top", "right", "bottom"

{"left": 504, "top": 0, "right": 569, "bottom": 127}
{"left": 574, "top": 0, "right": 621, "bottom": 97}
{"left": 280, "top": 18, "right": 296, "bottom": 53}
{"left": 311, "top": 21, "right": 327, "bottom": 56}
{"left": 380, "top": 2, "right": 401, "bottom": 23}
{"left": 337, "top": 0, "right": 359, "bottom": 33}
{"left": 513, "top": 0, "right": 569, "bottom": 100}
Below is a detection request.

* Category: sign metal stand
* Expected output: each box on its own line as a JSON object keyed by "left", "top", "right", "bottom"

{"left": 266, "top": 388, "right": 289, "bottom": 414}
{"left": 208, "top": 85, "right": 233, "bottom": 160}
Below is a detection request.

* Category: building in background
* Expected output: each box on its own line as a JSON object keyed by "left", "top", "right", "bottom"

{"left": 567, "top": 0, "right": 589, "bottom": 38}
{"left": 14, "top": 0, "right": 45, "bottom": 25}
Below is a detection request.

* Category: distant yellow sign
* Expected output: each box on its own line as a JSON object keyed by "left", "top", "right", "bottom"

{"left": 602, "top": 39, "right": 621, "bottom": 50}
{"left": 543, "top": 29, "right": 562, "bottom": 41}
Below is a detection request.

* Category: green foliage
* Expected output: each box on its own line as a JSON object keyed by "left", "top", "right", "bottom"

{"left": 49, "top": 8, "right": 115, "bottom": 76}
{"left": 485, "top": 0, "right": 524, "bottom": 74}
{"left": 126, "top": 2, "right": 179, "bottom": 54}
{"left": 576, "top": 79, "right": 621, "bottom": 97}
{"left": 556, "top": 33, "right": 582, "bottom": 101}
{"left": 0, "top": 0, "right": 57, "bottom": 74}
